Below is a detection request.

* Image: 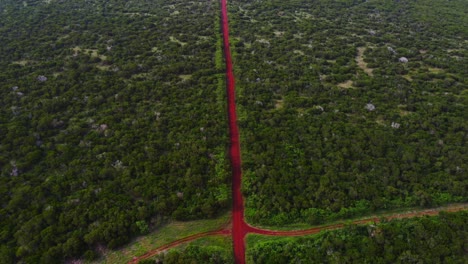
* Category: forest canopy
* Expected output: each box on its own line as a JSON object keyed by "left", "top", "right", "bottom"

{"left": 0, "top": 0, "right": 466, "bottom": 262}
{"left": 0, "top": 0, "right": 229, "bottom": 262}
{"left": 247, "top": 211, "right": 468, "bottom": 263}
{"left": 228, "top": 0, "right": 467, "bottom": 225}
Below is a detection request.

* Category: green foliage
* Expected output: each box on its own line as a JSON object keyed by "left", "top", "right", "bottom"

{"left": 136, "top": 221, "right": 149, "bottom": 235}
{"left": 214, "top": 14, "right": 225, "bottom": 72}
{"left": 247, "top": 211, "right": 468, "bottom": 263}
{"left": 229, "top": 0, "right": 467, "bottom": 225}
{"left": 158, "top": 245, "right": 234, "bottom": 264}
{"left": 0, "top": 0, "right": 229, "bottom": 262}
{"left": 138, "top": 260, "right": 156, "bottom": 264}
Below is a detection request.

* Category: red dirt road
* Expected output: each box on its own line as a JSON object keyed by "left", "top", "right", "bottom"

{"left": 128, "top": 229, "right": 231, "bottom": 264}
{"left": 244, "top": 203, "right": 468, "bottom": 237}
{"left": 127, "top": 204, "right": 466, "bottom": 263}
{"left": 219, "top": 0, "right": 247, "bottom": 263}
{"left": 127, "top": 1, "right": 467, "bottom": 263}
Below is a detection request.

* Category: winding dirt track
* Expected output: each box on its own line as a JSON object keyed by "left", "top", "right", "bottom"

{"left": 128, "top": 229, "right": 231, "bottom": 264}
{"left": 244, "top": 203, "right": 468, "bottom": 236}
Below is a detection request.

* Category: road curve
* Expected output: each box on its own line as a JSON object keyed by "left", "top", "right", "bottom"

{"left": 127, "top": 204, "right": 466, "bottom": 263}
{"left": 244, "top": 203, "right": 468, "bottom": 236}
{"left": 127, "top": 229, "right": 231, "bottom": 264}
{"left": 128, "top": 203, "right": 468, "bottom": 264}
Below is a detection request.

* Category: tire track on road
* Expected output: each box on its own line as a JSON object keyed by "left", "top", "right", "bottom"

{"left": 128, "top": 229, "right": 231, "bottom": 264}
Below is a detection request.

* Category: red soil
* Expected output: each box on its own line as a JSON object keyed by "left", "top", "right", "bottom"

{"left": 219, "top": 0, "right": 248, "bottom": 263}
{"left": 220, "top": 0, "right": 468, "bottom": 262}
{"left": 126, "top": 1, "right": 468, "bottom": 263}
{"left": 128, "top": 204, "right": 466, "bottom": 263}
{"left": 244, "top": 203, "right": 468, "bottom": 237}
{"left": 128, "top": 229, "right": 231, "bottom": 264}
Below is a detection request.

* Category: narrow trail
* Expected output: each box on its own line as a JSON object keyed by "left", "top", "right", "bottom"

{"left": 244, "top": 203, "right": 468, "bottom": 236}
{"left": 128, "top": 229, "right": 231, "bottom": 264}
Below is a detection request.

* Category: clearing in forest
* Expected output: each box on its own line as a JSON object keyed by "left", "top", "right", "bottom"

{"left": 169, "top": 36, "right": 187, "bottom": 46}
{"left": 179, "top": 74, "right": 192, "bottom": 81}
{"left": 12, "top": 60, "right": 31, "bottom": 66}
{"left": 337, "top": 80, "right": 353, "bottom": 89}
{"left": 72, "top": 46, "right": 107, "bottom": 60}
{"left": 274, "top": 99, "right": 284, "bottom": 109}
{"left": 356, "top": 47, "right": 373, "bottom": 76}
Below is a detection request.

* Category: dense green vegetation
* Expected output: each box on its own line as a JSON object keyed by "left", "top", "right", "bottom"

{"left": 247, "top": 211, "right": 468, "bottom": 263}
{"left": 140, "top": 243, "right": 234, "bottom": 264}
{"left": 0, "top": 0, "right": 229, "bottom": 262}
{"left": 140, "top": 235, "right": 234, "bottom": 264}
{"left": 92, "top": 213, "right": 230, "bottom": 263}
{"left": 1, "top": 0, "right": 466, "bottom": 262}
{"left": 229, "top": 0, "right": 467, "bottom": 225}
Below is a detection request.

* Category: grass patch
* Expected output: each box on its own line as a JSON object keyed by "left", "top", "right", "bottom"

{"left": 169, "top": 36, "right": 187, "bottom": 46}
{"left": 96, "top": 65, "right": 112, "bottom": 71}
{"left": 178, "top": 74, "right": 192, "bottom": 81}
{"left": 90, "top": 212, "right": 230, "bottom": 264}
{"left": 356, "top": 47, "right": 373, "bottom": 76}
{"left": 12, "top": 60, "right": 32, "bottom": 66}
{"left": 428, "top": 67, "right": 444, "bottom": 73}
{"left": 274, "top": 99, "right": 284, "bottom": 109}
{"left": 147, "top": 235, "right": 233, "bottom": 263}
{"left": 337, "top": 80, "right": 353, "bottom": 89}
{"left": 169, "top": 235, "right": 232, "bottom": 253}
{"left": 72, "top": 46, "right": 107, "bottom": 60}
